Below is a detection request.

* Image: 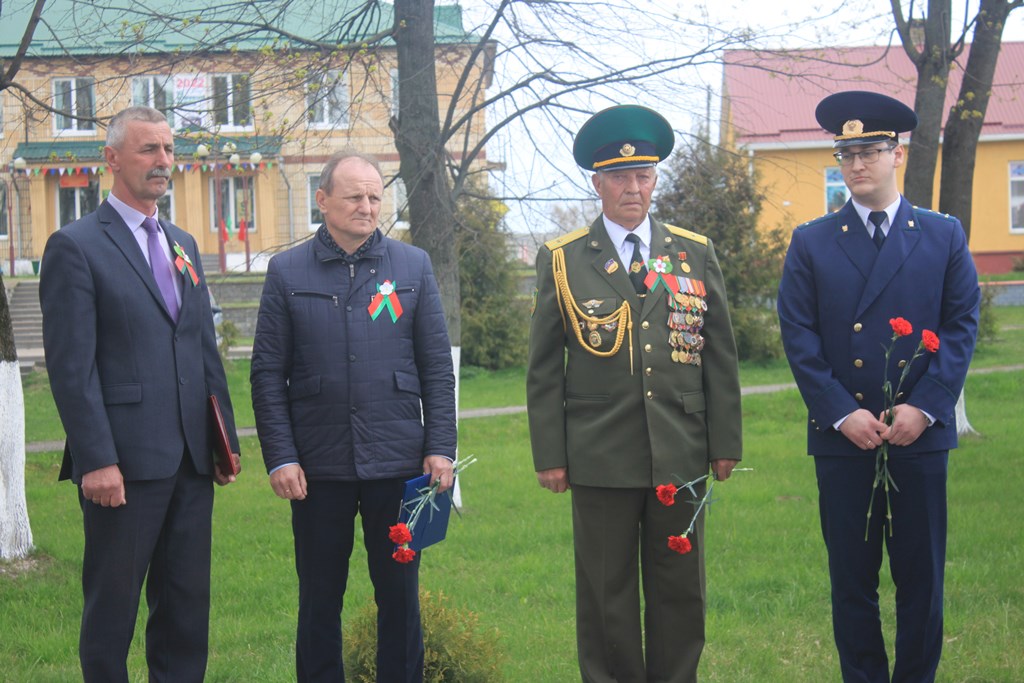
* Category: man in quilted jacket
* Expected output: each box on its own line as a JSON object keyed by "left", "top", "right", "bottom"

{"left": 251, "top": 151, "right": 457, "bottom": 683}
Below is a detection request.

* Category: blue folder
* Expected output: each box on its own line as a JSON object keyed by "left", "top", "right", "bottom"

{"left": 398, "top": 473, "right": 452, "bottom": 552}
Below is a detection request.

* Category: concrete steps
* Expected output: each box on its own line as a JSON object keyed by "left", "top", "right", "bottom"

{"left": 8, "top": 280, "right": 44, "bottom": 375}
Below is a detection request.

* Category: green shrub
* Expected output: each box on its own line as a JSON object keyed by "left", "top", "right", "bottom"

{"left": 461, "top": 298, "right": 530, "bottom": 370}
{"left": 217, "top": 319, "right": 240, "bottom": 362}
{"left": 731, "top": 307, "right": 784, "bottom": 363}
{"left": 976, "top": 284, "right": 1000, "bottom": 346}
{"left": 343, "top": 590, "right": 505, "bottom": 682}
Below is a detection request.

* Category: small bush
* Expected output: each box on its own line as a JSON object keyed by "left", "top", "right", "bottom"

{"left": 343, "top": 590, "right": 505, "bottom": 683}
{"left": 217, "top": 320, "right": 240, "bottom": 362}
{"left": 976, "top": 284, "right": 1000, "bottom": 346}
{"left": 731, "top": 307, "right": 784, "bottom": 364}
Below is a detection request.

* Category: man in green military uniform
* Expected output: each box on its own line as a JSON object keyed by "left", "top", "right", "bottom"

{"left": 527, "top": 105, "right": 743, "bottom": 683}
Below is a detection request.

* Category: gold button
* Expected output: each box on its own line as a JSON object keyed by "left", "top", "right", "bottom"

{"left": 853, "top": 323, "right": 862, "bottom": 332}
{"left": 646, "top": 390, "right": 653, "bottom": 399}
{"left": 855, "top": 392, "right": 864, "bottom": 401}
{"left": 898, "top": 360, "right": 907, "bottom": 368}
{"left": 641, "top": 321, "right": 650, "bottom": 329}
{"left": 896, "top": 391, "right": 904, "bottom": 399}
{"left": 664, "top": 237, "right": 672, "bottom": 243}
{"left": 644, "top": 344, "right": 652, "bottom": 352}
{"left": 645, "top": 367, "right": 653, "bottom": 376}
{"left": 810, "top": 418, "right": 816, "bottom": 424}
{"left": 590, "top": 240, "right": 599, "bottom": 247}
{"left": 854, "top": 359, "right": 863, "bottom": 368}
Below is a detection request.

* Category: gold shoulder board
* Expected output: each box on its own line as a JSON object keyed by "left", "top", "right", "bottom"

{"left": 664, "top": 223, "right": 708, "bottom": 246}
{"left": 545, "top": 227, "right": 589, "bottom": 251}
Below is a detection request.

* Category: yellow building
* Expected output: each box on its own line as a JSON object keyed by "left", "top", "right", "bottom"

{"left": 0, "top": 0, "right": 494, "bottom": 273}
{"left": 723, "top": 44, "right": 1024, "bottom": 273}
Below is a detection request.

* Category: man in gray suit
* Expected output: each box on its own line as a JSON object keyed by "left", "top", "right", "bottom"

{"left": 40, "top": 106, "right": 240, "bottom": 683}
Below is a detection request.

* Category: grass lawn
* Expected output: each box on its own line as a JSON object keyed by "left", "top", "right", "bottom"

{"left": 7, "top": 306, "right": 1023, "bottom": 680}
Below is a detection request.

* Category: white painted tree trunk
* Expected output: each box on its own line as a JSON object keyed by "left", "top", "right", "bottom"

{"left": 955, "top": 387, "right": 978, "bottom": 436}
{"left": 0, "top": 360, "right": 34, "bottom": 560}
{"left": 451, "top": 346, "right": 462, "bottom": 509}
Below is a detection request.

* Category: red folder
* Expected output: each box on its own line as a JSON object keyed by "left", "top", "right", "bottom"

{"left": 208, "top": 394, "right": 240, "bottom": 476}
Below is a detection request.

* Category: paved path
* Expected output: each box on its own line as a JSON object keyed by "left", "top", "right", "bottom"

{"left": 24, "top": 364, "right": 1023, "bottom": 454}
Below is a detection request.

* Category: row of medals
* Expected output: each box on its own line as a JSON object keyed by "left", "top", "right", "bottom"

{"left": 668, "top": 291, "right": 707, "bottom": 365}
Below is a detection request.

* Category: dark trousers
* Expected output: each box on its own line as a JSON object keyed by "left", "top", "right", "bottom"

{"left": 291, "top": 478, "right": 423, "bottom": 683}
{"left": 571, "top": 484, "right": 706, "bottom": 683}
{"left": 815, "top": 452, "right": 948, "bottom": 683}
{"left": 78, "top": 454, "right": 213, "bottom": 683}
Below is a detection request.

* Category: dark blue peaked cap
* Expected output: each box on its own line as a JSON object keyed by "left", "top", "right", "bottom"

{"left": 815, "top": 91, "right": 918, "bottom": 148}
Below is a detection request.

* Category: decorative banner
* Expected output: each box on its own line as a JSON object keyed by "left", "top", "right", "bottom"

{"left": 172, "top": 241, "right": 200, "bottom": 286}
{"left": 219, "top": 218, "right": 229, "bottom": 243}
{"left": 238, "top": 218, "right": 247, "bottom": 242}
{"left": 643, "top": 255, "right": 680, "bottom": 294}
{"left": 368, "top": 280, "right": 403, "bottom": 323}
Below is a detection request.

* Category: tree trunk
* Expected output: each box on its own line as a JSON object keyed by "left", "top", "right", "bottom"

{"left": 938, "top": 0, "right": 1018, "bottom": 240}
{"left": 904, "top": 59, "right": 949, "bottom": 207}
{"left": 0, "top": 275, "right": 34, "bottom": 560}
{"left": 393, "top": 0, "right": 461, "bottom": 346}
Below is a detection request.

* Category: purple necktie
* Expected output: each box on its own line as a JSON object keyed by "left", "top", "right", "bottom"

{"left": 142, "top": 216, "right": 180, "bottom": 322}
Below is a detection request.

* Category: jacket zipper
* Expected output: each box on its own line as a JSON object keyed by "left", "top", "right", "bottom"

{"left": 289, "top": 290, "right": 339, "bottom": 307}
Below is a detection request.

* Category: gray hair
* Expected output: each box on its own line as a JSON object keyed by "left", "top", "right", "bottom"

{"left": 319, "top": 150, "right": 384, "bottom": 195}
{"left": 106, "top": 106, "right": 168, "bottom": 149}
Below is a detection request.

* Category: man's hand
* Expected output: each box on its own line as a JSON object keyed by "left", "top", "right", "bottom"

{"left": 839, "top": 408, "right": 889, "bottom": 451}
{"left": 81, "top": 464, "right": 126, "bottom": 507}
{"left": 710, "top": 459, "right": 740, "bottom": 481}
{"left": 423, "top": 455, "right": 455, "bottom": 493}
{"left": 270, "top": 463, "right": 307, "bottom": 500}
{"left": 213, "top": 453, "right": 240, "bottom": 486}
{"left": 537, "top": 467, "right": 570, "bottom": 494}
{"left": 879, "top": 404, "right": 929, "bottom": 447}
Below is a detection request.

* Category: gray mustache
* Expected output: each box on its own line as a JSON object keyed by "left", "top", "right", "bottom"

{"left": 147, "top": 169, "right": 171, "bottom": 179}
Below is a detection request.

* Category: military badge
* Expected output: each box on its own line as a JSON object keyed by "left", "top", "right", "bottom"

{"left": 604, "top": 258, "right": 619, "bottom": 274}
{"left": 619, "top": 143, "right": 636, "bottom": 157}
{"left": 843, "top": 119, "right": 864, "bottom": 136}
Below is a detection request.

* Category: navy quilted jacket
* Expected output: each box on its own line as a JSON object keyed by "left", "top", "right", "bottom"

{"left": 250, "top": 230, "right": 457, "bottom": 480}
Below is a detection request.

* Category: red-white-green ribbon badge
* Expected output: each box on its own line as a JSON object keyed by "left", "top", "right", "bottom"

{"left": 643, "top": 255, "right": 680, "bottom": 294}
{"left": 172, "top": 241, "right": 200, "bottom": 286}
{"left": 368, "top": 280, "right": 404, "bottom": 322}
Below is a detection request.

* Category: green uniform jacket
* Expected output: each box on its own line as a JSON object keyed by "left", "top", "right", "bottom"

{"left": 527, "top": 216, "right": 743, "bottom": 488}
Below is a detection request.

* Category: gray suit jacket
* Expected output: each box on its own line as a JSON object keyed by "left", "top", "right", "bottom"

{"left": 40, "top": 200, "right": 239, "bottom": 483}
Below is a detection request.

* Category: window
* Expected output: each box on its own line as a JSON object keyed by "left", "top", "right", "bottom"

{"left": 58, "top": 179, "right": 100, "bottom": 228}
{"left": 157, "top": 180, "right": 175, "bottom": 223}
{"left": 209, "top": 176, "right": 256, "bottom": 235}
{"left": 390, "top": 68, "right": 400, "bottom": 118}
{"left": 133, "top": 76, "right": 175, "bottom": 128}
{"left": 825, "top": 167, "right": 849, "bottom": 214}
{"left": 308, "top": 175, "right": 323, "bottom": 231}
{"left": 212, "top": 74, "right": 252, "bottom": 128}
{"left": 306, "top": 70, "right": 349, "bottom": 128}
{"left": 53, "top": 78, "right": 96, "bottom": 133}
{"left": 0, "top": 184, "right": 7, "bottom": 240}
{"left": 392, "top": 176, "right": 409, "bottom": 228}
{"left": 1010, "top": 163, "right": 1024, "bottom": 233}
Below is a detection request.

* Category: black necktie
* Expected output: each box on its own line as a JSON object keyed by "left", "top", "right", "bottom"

{"left": 624, "top": 233, "right": 647, "bottom": 294}
{"left": 868, "top": 211, "right": 887, "bottom": 250}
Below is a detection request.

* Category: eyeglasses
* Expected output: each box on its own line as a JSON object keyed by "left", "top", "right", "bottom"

{"left": 833, "top": 146, "right": 895, "bottom": 166}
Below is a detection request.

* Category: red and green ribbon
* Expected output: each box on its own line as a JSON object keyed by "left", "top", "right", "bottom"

{"left": 643, "top": 255, "right": 679, "bottom": 294}
{"left": 172, "top": 241, "right": 200, "bottom": 286}
{"left": 368, "top": 280, "right": 403, "bottom": 322}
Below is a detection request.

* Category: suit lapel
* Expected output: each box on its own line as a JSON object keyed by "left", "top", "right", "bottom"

{"left": 587, "top": 217, "right": 640, "bottom": 312}
{"left": 835, "top": 201, "right": 877, "bottom": 282}
{"left": 161, "top": 220, "right": 199, "bottom": 323}
{"left": 98, "top": 202, "right": 174, "bottom": 321}
{"left": 856, "top": 198, "right": 922, "bottom": 317}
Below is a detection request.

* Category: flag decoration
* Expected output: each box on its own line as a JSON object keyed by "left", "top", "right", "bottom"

{"left": 643, "top": 255, "right": 680, "bottom": 294}
{"left": 368, "top": 280, "right": 404, "bottom": 323}
{"left": 172, "top": 242, "right": 200, "bottom": 286}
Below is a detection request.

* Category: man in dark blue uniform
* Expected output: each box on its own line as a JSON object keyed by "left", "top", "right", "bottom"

{"left": 777, "top": 91, "right": 980, "bottom": 683}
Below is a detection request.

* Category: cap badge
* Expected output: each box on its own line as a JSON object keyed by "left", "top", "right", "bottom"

{"left": 842, "top": 119, "right": 864, "bottom": 136}
{"left": 619, "top": 143, "right": 636, "bottom": 157}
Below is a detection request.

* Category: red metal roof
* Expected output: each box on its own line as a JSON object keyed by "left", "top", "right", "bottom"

{"left": 724, "top": 42, "right": 1024, "bottom": 146}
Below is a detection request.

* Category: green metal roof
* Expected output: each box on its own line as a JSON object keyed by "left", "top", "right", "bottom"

{"left": 0, "top": 0, "right": 476, "bottom": 57}
{"left": 13, "top": 135, "right": 283, "bottom": 163}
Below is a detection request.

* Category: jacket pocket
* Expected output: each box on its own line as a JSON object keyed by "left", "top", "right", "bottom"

{"left": 289, "top": 290, "right": 339, "bottom": 306}
{"left": 679, "top": 391, "right": 707, "bottom": 413}
{"left": 566, "top": 392, "right": 610, "bottom": 402}
{"left": 102, "top": 383, "right": 142, "bottom": 405}
{"left": 288, "top": 375, "right": 322, "bottom": 400}
{"left": 394, "top": 370, "right": 421, "bottom": 396}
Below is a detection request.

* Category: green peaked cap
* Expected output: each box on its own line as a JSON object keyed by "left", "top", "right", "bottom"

{"left": 572, "top": 105, "right": 675, "bottom": 171}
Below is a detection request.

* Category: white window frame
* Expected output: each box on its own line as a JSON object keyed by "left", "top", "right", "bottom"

{"left": 211, "top": 74, "right": 252, "bottom": 131}
{"left": 52, "top": 77, "right": 96, "bottom": 134}
{"left": 392, "top": 176, "right": 409, "bottom": 230}
{"left": 132, "top": 76, "right": 176, "bottom": 129}
{"left": 57, "top": 178, "right": 100, "bottom": 229}
{"left": 156, "top": 180, "right": 176, "bottom": 224}
{"left": 825, "top": 166, "right": 850, "bottom": 214}
{"left": 306, "top": 70, "right": 350, "bottom": 129}
{"left": 208, "top": 176, "right": 257, "bottom": 234}
{"left": 1010, "top": 162, "right": 1024, "bottom": 234}
{"left": 307, "top": 174, "right": 323, "bottom": 231}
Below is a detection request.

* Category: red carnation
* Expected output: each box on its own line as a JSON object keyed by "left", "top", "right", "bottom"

{"left": 392, "top": 547, "right": 417, "bottom": 564}
{"left": 667, "top": 534, "right": 692, "bottom": 555}
{"left": 389, "top": 523, "right": 413, "bottom": 545}
{"left": 656, "top": 484, "right": 678, "bottom": 506}
{"left": 921, "top": 329, "right": 940, "bottom": 353}
{"left": 889, "top": 317, "right": 913, "bottom": 337}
